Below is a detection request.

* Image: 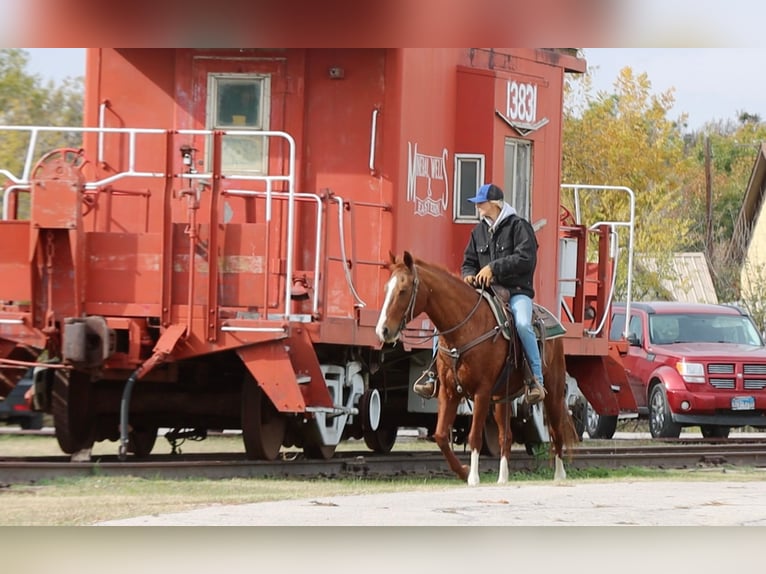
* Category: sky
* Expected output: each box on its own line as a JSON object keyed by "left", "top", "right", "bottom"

{"left": 22, "top": 47, "right": 766, "bottom": 132}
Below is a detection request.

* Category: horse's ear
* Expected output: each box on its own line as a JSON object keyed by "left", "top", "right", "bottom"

{"left": 385, "top": 250, "right": 397, "bottom": 269}
{"left": 403, "top": 251, "right": 414, "bottom": 269}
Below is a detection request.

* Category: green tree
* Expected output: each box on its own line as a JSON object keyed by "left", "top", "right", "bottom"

{"left": 0, "top": 48, "right": 83, "bottom": 218}
{"left": 683, "top": 118, "right": 766, "bottom": 302}
{"left": 563, "top": 66, "right": 696, "bottom": 300}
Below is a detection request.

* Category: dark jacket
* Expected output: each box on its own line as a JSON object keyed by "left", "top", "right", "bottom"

{"left": 461, "top": 212, "right": 538, "bottom": 298}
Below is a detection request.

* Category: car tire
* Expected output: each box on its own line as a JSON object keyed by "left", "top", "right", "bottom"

{"left": 700, "top": 425, "right": 730, "bottom": 439}
{"left": 649, "top": 385, "right": 681, "bottom": 438}
{"left": 585, "top": 401, "right": 617, "bottom": 439}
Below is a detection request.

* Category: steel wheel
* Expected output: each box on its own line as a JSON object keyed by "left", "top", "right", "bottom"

{"left": 480, "top": 404, "right": 500, "bottom": 457}
{"left": 649, "top": 385, "right": 681, "bottom": 438}
{"left": 52, "top": 370, "right": 94, "bottom": 454}
{"left": 128, "top": 426, "right": 158, "bottom": 458}
{"left": 363, "top": 410, "right": 398, "bottom": 453}
{"left": 241, "top": 377, "right": 286, "bottom": 461}
{"left": 303, "top": 422, "right": 338, "bottom": 460}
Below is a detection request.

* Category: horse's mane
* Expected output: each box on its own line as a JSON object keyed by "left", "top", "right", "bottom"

{"left": 411, "top": 257, "right": 467, "bottom": 288}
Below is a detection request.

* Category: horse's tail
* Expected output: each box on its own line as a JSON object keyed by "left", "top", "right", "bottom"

{"left": 545, "top": 338, "right": 579, "bottom": 461}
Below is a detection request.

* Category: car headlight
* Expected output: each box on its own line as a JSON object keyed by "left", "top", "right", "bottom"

{"left": 676, "top": 360, "right": 705, "bottom": 383}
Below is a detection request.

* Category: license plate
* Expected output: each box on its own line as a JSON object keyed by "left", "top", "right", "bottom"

{"left": 731, "top": 396, "right": 755, "bottom": 411}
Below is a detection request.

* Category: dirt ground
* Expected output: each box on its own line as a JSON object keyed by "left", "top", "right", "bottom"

{"left": 97, "top": 477, "right": 766, "bottom": 526}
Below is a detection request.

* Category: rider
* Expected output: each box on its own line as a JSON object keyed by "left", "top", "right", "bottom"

{"left": 412, "top": 183, "right": 546, "bottom": 405}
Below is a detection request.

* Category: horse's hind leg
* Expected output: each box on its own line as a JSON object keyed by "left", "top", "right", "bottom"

{"left": 493, "top": 401, "right": 512, "bottom": 484}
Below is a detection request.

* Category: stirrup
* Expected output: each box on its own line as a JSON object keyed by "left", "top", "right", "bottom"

{"left": 525, "top": 378, "right": 547, "bottom": 405}
{"left": 413, "top": 370, "right": 437, "bottom": 399}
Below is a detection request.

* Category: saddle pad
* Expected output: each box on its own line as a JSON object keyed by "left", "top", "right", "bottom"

{"left": 479, "top": 291, "right": 567, "bottom": 340}
{"left": 533, "top": 303, "right": 567, "bottom": 339}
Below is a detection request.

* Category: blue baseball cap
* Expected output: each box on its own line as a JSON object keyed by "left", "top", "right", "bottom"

{"left": 467, "top": 183, "right": 504, "bottom": 203}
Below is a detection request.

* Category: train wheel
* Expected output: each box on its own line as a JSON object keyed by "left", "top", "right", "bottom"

{"left": 481, "top": 404, "right": 501, "bottom": 457}
{"left": 128, "top": 426, "right": 158, "bottom": 458}
{"left": 363, "top": 420, "right": 398, "bottom": 453}
{"left": 52, "top": 371, "right": 94, "bottom": 454}
{"left": 302, "top": 420, "right": 337, "bottom": 460}
{"left": 241, "top": 377, "right": 286, "bottom": 461}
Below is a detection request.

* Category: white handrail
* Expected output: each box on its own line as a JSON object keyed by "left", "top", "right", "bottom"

{"left": 560, "top": 184, "right": 636, "bottom": 339}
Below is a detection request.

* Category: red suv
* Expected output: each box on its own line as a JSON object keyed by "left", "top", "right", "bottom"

{"left": 609, "top": 301, "right": 766, "bottom": 438}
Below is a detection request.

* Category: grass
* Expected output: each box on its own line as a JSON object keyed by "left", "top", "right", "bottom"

{"left": 1, "top": 430, "right": 765, "bottom": 525}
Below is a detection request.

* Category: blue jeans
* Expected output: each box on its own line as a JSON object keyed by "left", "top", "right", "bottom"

{"left": 509, "top": 294, "right": 543, "bottom": 384}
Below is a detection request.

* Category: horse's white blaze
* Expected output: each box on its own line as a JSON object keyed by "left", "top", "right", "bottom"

{"left": 497, "top": 456, "right": 509, "bottom": 484}
{"left": 554, "top": 455, "right": 566, "bottom": 481}
{"left": 375, "top": 275, "right": 397, "bottom": 341}
{"left": 467, "top": 449, "right": 481, "bottom": 486}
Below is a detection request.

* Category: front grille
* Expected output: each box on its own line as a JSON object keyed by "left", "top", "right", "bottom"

{"left": 708, "top": 363, "right": 734, "bottom": 374}
{"left": 704, "top": 363, "right": 766, "bottom": 390}
{"left": 709, "top": 378, "right": 736, "bottom": 389}
{"left": 744, "top": 364, "right": 766, "bottom": 375}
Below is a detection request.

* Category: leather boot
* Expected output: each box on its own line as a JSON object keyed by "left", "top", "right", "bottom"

{"left": 525, "top": 377, "right": 547, "bottom": 405}
{"left": 413, "top": 370, "right": 437, "bottom": 399}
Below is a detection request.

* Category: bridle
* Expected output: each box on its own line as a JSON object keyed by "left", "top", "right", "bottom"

{"left": 396, "top": 265, "right": 420, "bottom": 336}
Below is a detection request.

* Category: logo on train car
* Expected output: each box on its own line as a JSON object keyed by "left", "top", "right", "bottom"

{"left": 406, "top": 142, "right": 449, "bottom": 217}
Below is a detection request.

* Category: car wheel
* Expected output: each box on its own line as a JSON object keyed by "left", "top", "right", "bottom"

{"left": 648, "top": 385, "right": 681, "bottom": 438}
{"left": 700, "top": 425, "right": 730, "bottom": 439}
{"left": 585, "top": 401, "right": 617, "bottom": 439}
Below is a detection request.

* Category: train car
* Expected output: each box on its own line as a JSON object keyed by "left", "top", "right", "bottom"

{"left": 0, "top": 48, "right": 636, "bottom": 459}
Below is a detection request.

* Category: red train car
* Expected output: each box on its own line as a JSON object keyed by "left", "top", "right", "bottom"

{"left": 0, "top": 48, "right": 636, "bottom": 459}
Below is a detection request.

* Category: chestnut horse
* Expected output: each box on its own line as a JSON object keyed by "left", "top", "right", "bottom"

{"left": 375, "top": 251, "right": 577, "bottom": 485}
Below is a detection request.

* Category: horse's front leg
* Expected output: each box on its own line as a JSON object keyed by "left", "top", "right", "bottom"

{"left": 432, "top": 395, "right": 467, "bottom": 482}
{"left": 466, "top": 392, "right": 490, "bottom": 486}
{"left": 493, "top": 400, "right": 512, "bottom": 484}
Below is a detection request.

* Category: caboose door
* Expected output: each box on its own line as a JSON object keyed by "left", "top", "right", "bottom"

{"left": 186, "top": 52, "right": 296, "bottom": 321}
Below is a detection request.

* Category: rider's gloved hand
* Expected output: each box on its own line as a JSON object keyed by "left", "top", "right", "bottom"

{"left": 476, "top": 265, "right": 493, "bottom": 287}
{"left": 463, "top": 275, "right": 476, "bottom": 286}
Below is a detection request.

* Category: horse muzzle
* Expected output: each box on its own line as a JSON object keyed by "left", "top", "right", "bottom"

{"left": 376, "top": 325, "right": 400, "bottom": 344}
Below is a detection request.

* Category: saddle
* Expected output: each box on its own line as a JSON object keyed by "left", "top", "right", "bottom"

{"left": 481, "top": 285, "right": 567, "bottom": 395}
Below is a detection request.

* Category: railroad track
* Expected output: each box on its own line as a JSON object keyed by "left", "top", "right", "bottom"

{"left": 2, "top": 440, "right": 766, "bottom": 484}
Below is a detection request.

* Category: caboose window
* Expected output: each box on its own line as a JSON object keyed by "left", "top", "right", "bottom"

{"left": 503, "top": 138, "right": 532, "bottom": 220}
{"left": 454, "top": 154, "right": 485, "bottom": 222}
{"left": 207, "top": 74, "right": 271, "bottom": 174}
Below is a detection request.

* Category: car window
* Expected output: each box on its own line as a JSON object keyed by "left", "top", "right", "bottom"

{"left": 609, "top": 312, "right": 644, "bottom": 344}
{"left": 628, "top": 315, "right": 643, "bottom": 344}
{"left": 609, "top": 313, "right": 626, "bottom": 341}
{"left": 648, "top": 313, "right": 764, "bottom": 346}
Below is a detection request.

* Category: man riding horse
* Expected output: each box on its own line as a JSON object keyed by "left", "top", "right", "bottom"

{"left": 413, "top": 183, "right": 547, "bottom": 405}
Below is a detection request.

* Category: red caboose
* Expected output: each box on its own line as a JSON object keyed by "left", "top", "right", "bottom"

{"left": 0, "top": 48, "right": 636, "bottom": 459}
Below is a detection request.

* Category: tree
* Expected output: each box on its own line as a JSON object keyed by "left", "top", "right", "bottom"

{"left": 0, "top": 49, "right": 83, "bottom": 218}
{"left": 563, "top": 67, "right": 697, "bottom": 300}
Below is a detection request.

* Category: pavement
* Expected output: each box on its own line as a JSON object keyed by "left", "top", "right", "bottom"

{"left": 97, "top": 477, "right": 766, "bottom": 526}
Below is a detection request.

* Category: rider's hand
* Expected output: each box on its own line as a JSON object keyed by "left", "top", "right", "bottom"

{"left": 463, "top": 275, "right": 476, "bottom": 286}
{"left": 476, "top": 265, "right": 493, "bottom": 288}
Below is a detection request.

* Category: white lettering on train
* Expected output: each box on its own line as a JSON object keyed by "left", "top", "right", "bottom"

{"left": 506, "top": 79, "right": 538, "bottom": 124}
{"left": 406, "top": 142, "right": 449, "bottom": 217}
